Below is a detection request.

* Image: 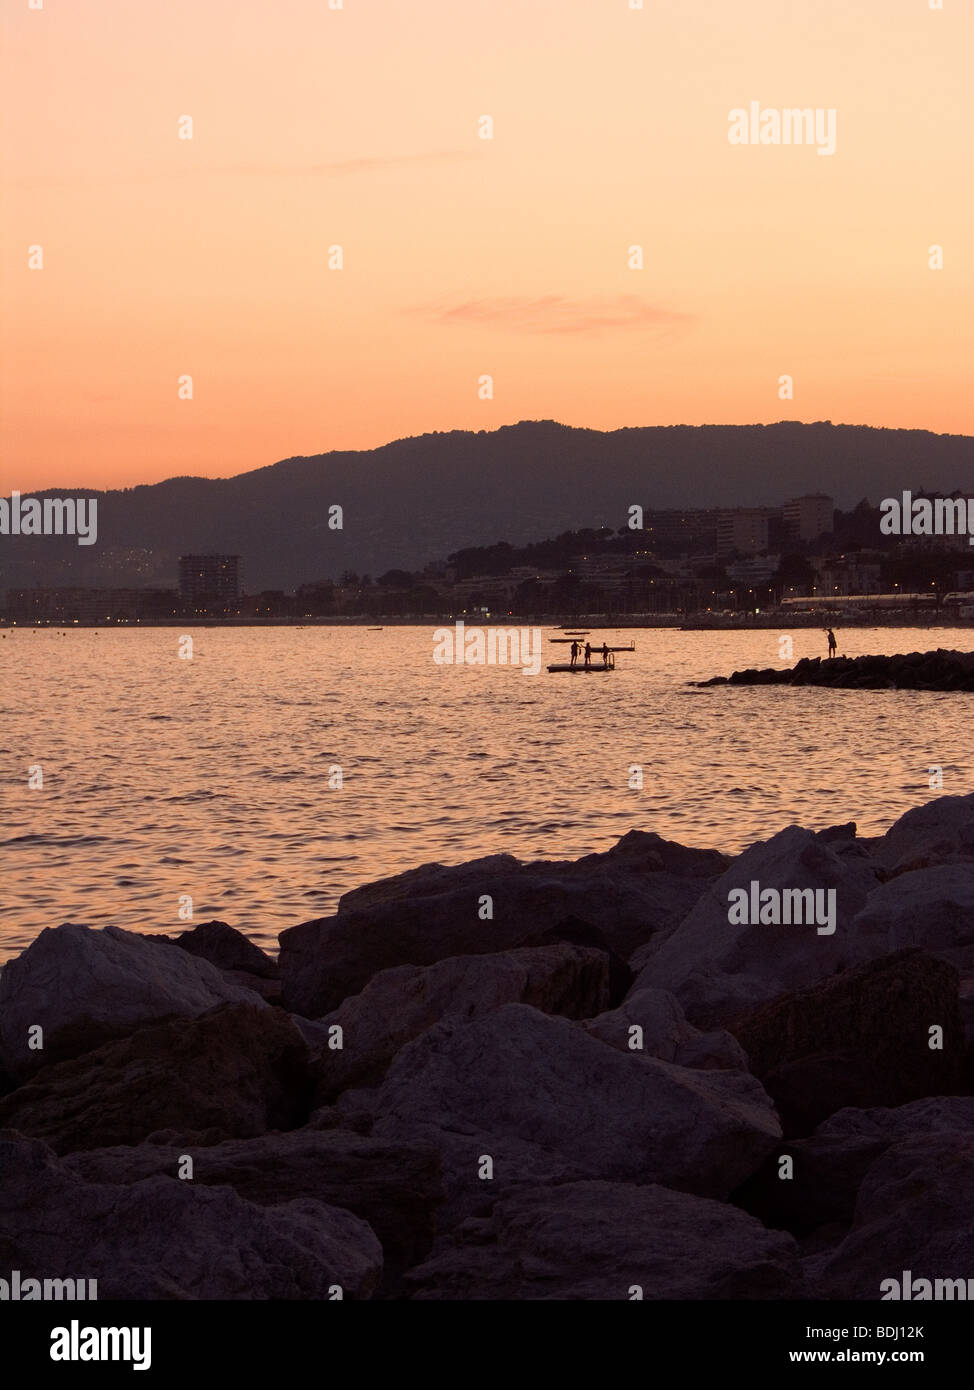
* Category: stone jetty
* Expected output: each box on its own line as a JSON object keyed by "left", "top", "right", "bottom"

{"left": 697, "top": 648, "right": 974, "bottom": 691}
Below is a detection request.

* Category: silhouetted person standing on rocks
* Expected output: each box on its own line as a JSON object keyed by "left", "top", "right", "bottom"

{"left": 570, "top": 640, "right": 579, "bottom": 668}
{"left": 826, "top": 628, "right": 837, "bottom": 659}
{"left": 584, "top": 642, "right": 592, "bottom": 669}
{"left": 601, "top": 642, "right": 609, "bottom": 667}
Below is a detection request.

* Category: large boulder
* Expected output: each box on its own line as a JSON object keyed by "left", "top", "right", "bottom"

{"left": 819, "top": 1095, "right": 974, "bottom": 1142}
{"left": 337, "top": 853, "right": 519, "bottom": 913}
{"left": 518, "top": 918, "right": 633, "bottom": 1006}
{"left": 726, "top": 950, "right": 966, "bottom": 1135}
{"left": 806, "top": 1132, "right": 974, "bottom": 1299}
{"left": 0, "top": 1003, "right": 311, "bottom": 1154}
{"left": 169, "top": 920, "right": 279, "bottom": 978}
{"left": 871, "top": 793, "right": 974, "bottom": 876}
{"left": 631, "top": 826, "right": 883, "bottom": 1027}
{"left": 337, "top": 831, "right": 725, "bottom": 916}
{"left": 280, "top": 831, "right": 726, "bottom": 1016}
{"left": 852, "top": 867, "right": 974, "bottom": 970}
{"left": 405, "top": 1180, "right": 804, "bottom": 1300}
{"left": 733, "top": 1096, "right": 974, "bottom": 1237}
{"left": 65, "top": 1128, "right": 442, "bottom": 1281}
{"left": 312, "top": 944, "right": 610, "bottom": 1100}
{"left": 369, "top": 1003, "right": 780, "bottom": 1226}
{"left": 0, "top": 923, "right": 267, "bottom": 1078}
{"left": 582, "top": 987, "right": 747, "bottom": 1070}
{"left": 163, "top": 920, "right": 282, "bottom": 999}
{"left": 0, "top": 1131, "right": 381, "bottom": 1299}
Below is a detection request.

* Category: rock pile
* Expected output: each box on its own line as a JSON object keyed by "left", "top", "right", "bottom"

{"left": 697, "top": 648, "right": 974, "bottom": 691}
{"left": 2, "top": 793, "right": 973, "bottom": 1298}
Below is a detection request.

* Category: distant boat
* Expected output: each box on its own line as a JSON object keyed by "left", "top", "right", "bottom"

{"left": 367, "top": 626, "right": 383, "bottom": 631}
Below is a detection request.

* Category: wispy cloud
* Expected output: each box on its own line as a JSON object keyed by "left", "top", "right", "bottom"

{"left": 413, "top": 294, "right": 694, "bottom": 336}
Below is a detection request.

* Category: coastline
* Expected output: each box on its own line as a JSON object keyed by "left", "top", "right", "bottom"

{"left": 3, "top": 614, "right": 972, "bottom": 630}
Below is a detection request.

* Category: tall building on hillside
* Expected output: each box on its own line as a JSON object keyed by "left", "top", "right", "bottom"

{"left": 178, "top": 555, "right": 241, "bottom": 608}
{"left": 717, "top": 509, "right": 773, "bottom": 557}
{"left": 784, "top": 494, "right": 834, "bottom": 542}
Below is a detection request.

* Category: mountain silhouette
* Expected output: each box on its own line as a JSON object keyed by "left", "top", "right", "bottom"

{"left": 3, "top": 420, "right": 972, "bottom": 592}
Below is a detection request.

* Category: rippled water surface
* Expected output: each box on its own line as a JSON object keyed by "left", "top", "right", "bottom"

{"left": 2, "top": 625, "right": 971, "bottom": 961}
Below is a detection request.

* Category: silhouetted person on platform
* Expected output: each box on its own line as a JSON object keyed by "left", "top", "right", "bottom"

{"left": 584, "top": 642, "right": 592, "bottom": 669}
{"left": 601, "top": 642, "right": 609, "bottom": 667}
{"left": 826, "top": 628, "right": 837, "bottom": 659}
{"left": 570, "top": 640, "right": 579, "bottom": 668}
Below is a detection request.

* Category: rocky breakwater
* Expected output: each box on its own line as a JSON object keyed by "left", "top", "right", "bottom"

{"left": 697, "top": 648, "right": 974, "bottom": 691}
{"left": 1, "top": 796, "right": 974, "bottom": 1298}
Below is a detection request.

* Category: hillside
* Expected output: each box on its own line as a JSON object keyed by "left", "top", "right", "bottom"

{"left": 3, "top": 420, "right": 972, "bottom": 592}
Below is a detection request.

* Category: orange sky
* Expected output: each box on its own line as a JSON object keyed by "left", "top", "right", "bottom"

{"left": 2, "top": 0, "right": 972, "bottom": 493}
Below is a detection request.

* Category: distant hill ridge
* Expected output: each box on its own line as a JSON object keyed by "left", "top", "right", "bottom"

{"left": 4, "top": 420, "right": 972, "bottom": 591}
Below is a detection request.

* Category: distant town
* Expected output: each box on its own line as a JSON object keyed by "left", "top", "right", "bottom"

{"left": 3, "top": 491, "right": 973, "bottom": 627}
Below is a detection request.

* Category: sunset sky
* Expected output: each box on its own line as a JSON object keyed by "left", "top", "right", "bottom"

{"left": 2, "top": 0, "right": 972, "bottom": 493}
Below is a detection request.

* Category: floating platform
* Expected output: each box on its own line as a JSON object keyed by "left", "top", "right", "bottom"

{"left": 549, "top": 639, "right": 635, "bottom": 650}
{"left": 547, "top": 660, "right": 615, "bottom": 673}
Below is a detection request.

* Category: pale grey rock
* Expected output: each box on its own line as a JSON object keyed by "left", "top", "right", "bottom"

{"left": 0, "top": 1130, "right": 381, "bottom": 1299}
{"left": 280, "top": 830, "right": 725, "bottom": 1016}
{"left": 806, "top": 1133, "right": 974, "bottom": 1299}
{"left": 582, "top": 986, "right": 747, "bottom": 1070}
{"left": 872, "top": 793, "right": 974, "bottom": 876}
{"left": 0, "top": 923, "right": 266, "bottom": 1078}
{"left": 313, "top": 944, "right": 610, "bottom": 1099}
{"left": 406, "top": 1180, "right": 804, "bottom": 1300}
{"left": 64, "top": 1127, "right": 442, "bottom": 1278}
{"left": 631, "top": 826, "right": 881, "bottom": 1026}
{"left": 370, "top": 1003, "right": 780, "bottom": 1226}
